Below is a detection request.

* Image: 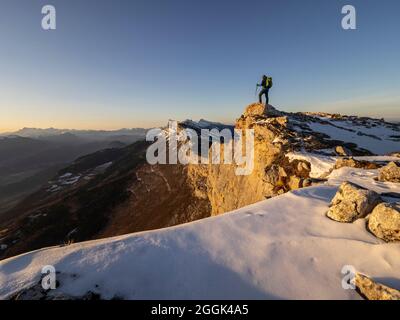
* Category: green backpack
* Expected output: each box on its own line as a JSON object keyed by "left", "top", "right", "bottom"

{"left": 266, "top": 77, "right": 273, "bottom": 89}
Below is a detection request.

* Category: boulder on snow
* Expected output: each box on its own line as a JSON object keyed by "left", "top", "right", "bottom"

{"left": 334, "top": 157, "right": 379, "bottom": 170}
{"left": 378, "top": 162, "right": 400, "bottom": 183}
{"left": 263, "top": 159, "right": 311, "bottom": 194}
{"left": 355, "top": 273, "right": 400, "bottom": 300}
{"left": 327, "top": 182, "right": 381, "bottom": 223}
{"left": 243, "top": 103, "right": 283, "bottom": 118}
{"left": 368, "top": 202, "right": 400, "bottom": 242}
{"left": 335, "top": 145, "right": 352, "bottom": 156}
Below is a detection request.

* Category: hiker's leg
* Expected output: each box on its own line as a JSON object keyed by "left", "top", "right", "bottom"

{"left": 265, "top": 90, "right": 269, "bottom": 105}
{"left": 258, "top": 90, "right": 263, "bottom": 104}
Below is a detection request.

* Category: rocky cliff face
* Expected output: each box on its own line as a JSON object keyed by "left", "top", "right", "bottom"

{"left": 187, "top": 103, "right": 311, "bottom": 215}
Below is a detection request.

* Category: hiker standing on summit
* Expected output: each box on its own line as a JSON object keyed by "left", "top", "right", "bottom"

{"left": 257, "top": 75, "right": 273, "bottom": 105}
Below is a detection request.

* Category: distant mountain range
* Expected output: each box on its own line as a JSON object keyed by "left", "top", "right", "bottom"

{"left": 1, "top": 127, "right": 149, "bottom": 140}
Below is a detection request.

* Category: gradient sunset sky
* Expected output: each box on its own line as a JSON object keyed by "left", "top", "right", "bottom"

{"left": 1, "top": 0, "right": 399, "bottom": 132}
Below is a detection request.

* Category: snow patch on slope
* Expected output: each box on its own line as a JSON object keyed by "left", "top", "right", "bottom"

{"left": 287, "top": 151, "right": 400, "bottom": 179}
{"left": 328, "top": 167, "right": 400, "bottom": 195}
{"left": 307, "top": 120, "right": 399, "bottom": 155}
{"left": 287, "top": 152, "right": 336, "bottom": 178}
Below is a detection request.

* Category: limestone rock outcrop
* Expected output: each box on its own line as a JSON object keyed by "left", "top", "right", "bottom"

{"left": 378, "top": 162, "right": 400, "bottom": 183}
{"left": 334, "top": 157, "right": 379, "bottom": 170}
{"left": 243, "top": 103, "right": 283, "bottom": 118}
{"left": 368, "top": 202, "right": 400, "bottom": 242}
{"left": 327, "top": 182, "right": 381, "bottom": 223}
{"left": 187, "top": 103, "right": 310, "bottom": 215}
{"left": 355, "top": 273, "right": 400, "bottom": 300}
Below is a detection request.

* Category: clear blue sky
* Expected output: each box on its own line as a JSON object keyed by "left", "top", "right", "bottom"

{"left": 0, "top": 0, "right": 399, "bottom": 131}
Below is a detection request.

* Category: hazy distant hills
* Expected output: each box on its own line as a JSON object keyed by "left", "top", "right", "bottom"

{"left": 0, "top": 128, "right": 148, "bottom": 215}
{"left": 1, "top": 127, "right": 148, "bottom": 139}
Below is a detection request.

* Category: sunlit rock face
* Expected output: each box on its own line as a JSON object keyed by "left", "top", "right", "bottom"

{"left": 188, "top": 103, "right": 310, "bottom": 216}
{"left": 368, "top": 202, "right": 400, "bottom": 242}
{"left": 327, "top": 182, "right": 381, "bottom": 223}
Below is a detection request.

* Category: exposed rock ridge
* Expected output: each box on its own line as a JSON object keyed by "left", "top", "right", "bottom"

{"left": 187, "top": 104, "right": 311, "bottom": 215}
